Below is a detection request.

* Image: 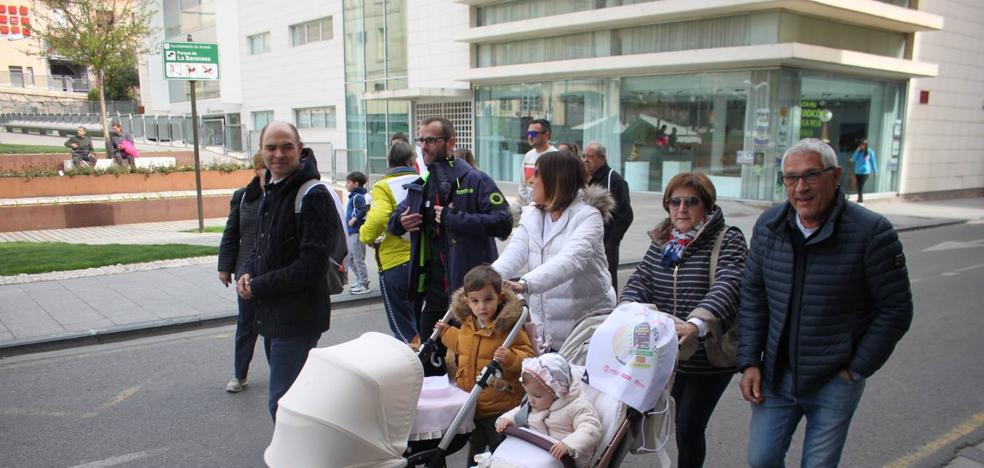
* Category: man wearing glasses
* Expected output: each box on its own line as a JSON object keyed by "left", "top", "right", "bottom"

{"left": 519, "top": 119, "right": 557, "bottom": 206}
{"left": 738, "top": 138, "right": 912, "bottom": 467}
{"left": 389, "top": 117, "right": 513, "bottom": 375}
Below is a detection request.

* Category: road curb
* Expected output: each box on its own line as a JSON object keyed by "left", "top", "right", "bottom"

{"left": 0, "top": 261, "right": 645, "bottom": 357}
{"left": 895, "top": 218, "right": 969, "bottom": 233}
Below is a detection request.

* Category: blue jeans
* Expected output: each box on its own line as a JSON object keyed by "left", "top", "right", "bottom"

{"left": 747, "top": 369, "right": 866, "bottom": 468}
{"left": 265, "top": 333, "right": 321, "bottom": 420}
{"left": 380, "top": 262, "right": 417, "bottom": 343}
{"left": 233, "top": 296, "right": 262, "bottom": 381}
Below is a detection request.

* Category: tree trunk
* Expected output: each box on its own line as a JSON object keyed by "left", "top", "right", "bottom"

{"left": 97, "top": 69, "right": 112, "bottom": 160}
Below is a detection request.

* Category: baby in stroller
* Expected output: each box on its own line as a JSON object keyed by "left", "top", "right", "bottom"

{"left": 436, "top": 265, "right": 536, "bottom": 465}
{"left": 495, "top": 354, "right": 603, "bottom": 468}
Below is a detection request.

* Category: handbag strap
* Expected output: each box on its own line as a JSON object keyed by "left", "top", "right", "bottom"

{"left": 708, "top": 227, "right": 728, "bottom": 286}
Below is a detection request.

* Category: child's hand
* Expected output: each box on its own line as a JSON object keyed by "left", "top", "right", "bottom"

{"left": 493, "top": 347, "right": 511, "bottom": 364}
{"left": 434, "top": 322, "right": 450, "bottom": 332}
{"left": 495, "top": 419, "right": 512, "bottom": 433}
{"left": 549, "top": 442, "right": 570, "bottom": 460}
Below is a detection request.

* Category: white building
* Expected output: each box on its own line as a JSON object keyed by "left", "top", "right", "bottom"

{"left": 137, "top": 0, "right": 983, "bottom": 201}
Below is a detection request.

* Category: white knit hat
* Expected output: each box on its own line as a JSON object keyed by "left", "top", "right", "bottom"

{"left": 521, "top": 353, "right": 572, "bottom": 398}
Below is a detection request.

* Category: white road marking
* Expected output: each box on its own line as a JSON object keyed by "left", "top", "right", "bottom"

{"left": 923, "top": 239, "right": 984, "bottom": 252}
{"left": 941, "top": 262, "right": 984, "bottom": 277}
{"left": 68, "top": 448, "right": 167, "bottom": 468}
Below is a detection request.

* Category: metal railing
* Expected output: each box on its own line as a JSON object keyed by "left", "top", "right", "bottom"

{"left": 1, "top": 111, "right": 245, "bottom": 156}
{"left": 0, "top": 71, "right": 92, "bottom": 94}
{"left": 0, "top": 100, "right": 137, "bottom": 115}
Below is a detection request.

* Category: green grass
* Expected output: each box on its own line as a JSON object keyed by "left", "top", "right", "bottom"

{"left": 181, "top": 226, "right": 226, "bottom": 233}
{"left": 0, "top": 144, "right": 106, "bottom": 154}
{"left": 0, "top": 242, "right": 218, "bottom": 275}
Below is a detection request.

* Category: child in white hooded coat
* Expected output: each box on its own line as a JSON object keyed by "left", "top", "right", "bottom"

{"left": 495, "top": 353, "right": 603, "bottom": 468}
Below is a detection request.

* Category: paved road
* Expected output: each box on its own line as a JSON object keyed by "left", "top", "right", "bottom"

{"left": 1, "top": 222, "right": 982, "bottom": 467}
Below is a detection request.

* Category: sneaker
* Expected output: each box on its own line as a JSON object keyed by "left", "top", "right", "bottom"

{"left": 225, "top": 378, "right": 247, "bottom": 393}
{"left": 350, "top": 284, "right": 371, "bottom": 295}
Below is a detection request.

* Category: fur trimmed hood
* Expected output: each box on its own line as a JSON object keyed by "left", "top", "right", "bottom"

{"left": 450, "top": 287, "right": 525, "bottom": 334}
{"left": 580, "top": 185, "right": 614, "bottom": 224}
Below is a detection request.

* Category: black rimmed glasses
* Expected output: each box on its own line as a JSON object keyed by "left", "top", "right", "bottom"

{"left": 668, "top": 196, "right": 701, "bottom": 209}
{"left": 782, "top": 167, "right": 836, "bottom": 187}
{"left": 416, "top": 136, "right": 446, "bottom": 145}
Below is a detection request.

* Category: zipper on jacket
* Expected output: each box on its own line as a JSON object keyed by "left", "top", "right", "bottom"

{"left": 672, "top": 265, "right": 679, "bottom": 317}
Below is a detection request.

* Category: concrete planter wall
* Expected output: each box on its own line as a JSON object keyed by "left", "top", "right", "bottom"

{"left": 0, "top": 196, "right": 233, "bottom": 232}
{"left": 0, "top": 152, "right": 201, "bottom": 171}
{"left": 0, "top": 169, "right": 254, "bottom": 198}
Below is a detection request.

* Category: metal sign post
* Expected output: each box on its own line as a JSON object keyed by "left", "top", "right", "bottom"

{"left": 163, "top": 39, "right": 220, "bottom": 232}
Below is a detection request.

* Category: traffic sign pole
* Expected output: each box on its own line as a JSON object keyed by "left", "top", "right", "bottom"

{"left": 190, "top": 79, "right": 204, "bottom": 233}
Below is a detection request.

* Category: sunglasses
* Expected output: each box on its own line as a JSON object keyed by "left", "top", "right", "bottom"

{"left": 416, "top": 136, "right": 446, "bottom": 145}
{"left": 668, "top": 196, "right": 701, "bottom": 209}
{"left": 526, "top": 131, "right": 542, "bottom": 138}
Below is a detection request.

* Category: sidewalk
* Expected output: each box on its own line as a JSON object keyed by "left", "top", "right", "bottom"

{"left": 945, "top": 442, "right": 984, "bottom": 468}
{"left": 1, "top": 190, "right": 982, "bottom": 356}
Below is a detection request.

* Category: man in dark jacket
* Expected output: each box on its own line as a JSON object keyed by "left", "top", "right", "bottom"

{"left": 109, "top": 122, "right": 137, "bottom": 170}
{"left": 236, "top": 121, "right": 340, "bottom": 419}
{"left": 738, "top": 138, "right": 912, "bottom": 467}
{"left": 583, "top": 142, "right": 633, "bottom": 291}
{"left": 388, "top": 117, "right": 512, "bottom": 374}
{"left": 64, "top": 126, "right": 97, "bottom": 168}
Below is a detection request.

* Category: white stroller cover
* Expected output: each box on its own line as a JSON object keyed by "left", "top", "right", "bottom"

{"left": 584, "top": 302, "right": 677, "bottom": 413}
{"left": 264, "top": 332, "right": 423, "bottom": 468}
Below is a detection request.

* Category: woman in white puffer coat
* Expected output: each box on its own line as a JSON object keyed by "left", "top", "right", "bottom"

{"left": 493, "top": 150, "right": 616, "bottom": 352}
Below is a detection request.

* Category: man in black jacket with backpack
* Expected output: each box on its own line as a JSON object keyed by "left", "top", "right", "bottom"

{"left": 237, "top": 121, "right": 341, "bottom": 419}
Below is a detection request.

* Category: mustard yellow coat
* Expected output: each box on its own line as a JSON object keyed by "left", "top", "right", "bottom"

{"left": 441, "top": 289, "right": 535, "bottom": 418}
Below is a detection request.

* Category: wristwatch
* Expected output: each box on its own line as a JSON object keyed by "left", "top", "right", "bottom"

{"left": 517, "top": 278, "right": 529, "bottom": 293}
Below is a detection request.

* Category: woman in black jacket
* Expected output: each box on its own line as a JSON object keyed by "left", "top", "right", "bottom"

{"left": 217, "top": 152, "right": 266, "bottom": 393}
{"left": 620, "top": 172, "right": 748, "bottom": 468}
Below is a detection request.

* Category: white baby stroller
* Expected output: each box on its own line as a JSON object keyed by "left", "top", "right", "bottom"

{"left": 484, "top": 302, "right": 678, "bottom": 468}
{"left": 264, "top": 301, "right": 532, "bottom": 468}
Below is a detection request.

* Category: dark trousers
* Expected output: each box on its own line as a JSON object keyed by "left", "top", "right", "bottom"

{"left": 855, "top": 174, "right": 869, "bottom": 202}
{"left": 112, "top": 152, "right": 137, "bottom": 170}
{"left": 233, "top": 296, "right": 262, "bottom": 380}
{"left": 467, "top": 415, "right": 503, "bottom": 467}
{"left": 419, "top": 258, "right": 449, "bottom": 376}
{"left": 265, "top": 333, "right": 321, "bottom": 420}
{"left": 380, "top": 262, "right": 417, "bottom": 343}
{"left": 671, "top": 371, "right": 734, "bottom": 468}
{"left": 604, "top": 235, "right": 621, "bottom": 294}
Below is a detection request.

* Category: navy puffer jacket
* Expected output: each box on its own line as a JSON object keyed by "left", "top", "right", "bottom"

{"left": 737, "top": 192, "right": 912, "bottom": 396}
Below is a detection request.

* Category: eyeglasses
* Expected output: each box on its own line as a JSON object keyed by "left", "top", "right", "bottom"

{"left": 526, "top": 131, "right": 542, "bottom": 138}
{"left": 668, "top": 196, "right": 701, "bottom": 209}
{"left": 781, "top": 167, "right": 835, "bottom": 187}
{"left": 416, "top": 136, "right": 446, "bottom": 145}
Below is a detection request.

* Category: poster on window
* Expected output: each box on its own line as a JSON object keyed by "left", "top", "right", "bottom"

{"left": 753, "top": 108, "right": 770, "bottom": 149}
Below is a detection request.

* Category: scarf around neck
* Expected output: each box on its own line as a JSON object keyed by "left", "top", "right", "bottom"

{"left": 660, "top": 217, "right": 708, "bottom": 268}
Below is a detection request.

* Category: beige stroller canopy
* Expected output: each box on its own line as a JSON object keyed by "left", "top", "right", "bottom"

{"left": 265, "top": 332, "right": 424, "bottom": 468}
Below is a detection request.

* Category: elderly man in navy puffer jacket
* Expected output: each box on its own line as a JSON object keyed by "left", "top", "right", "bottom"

{"left": 738, "top": 138, "right": 912, "bottom": 468}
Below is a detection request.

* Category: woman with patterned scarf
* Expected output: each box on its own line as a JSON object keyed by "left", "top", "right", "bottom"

{"left": 620, "top": 172, "right": 748, "bottom": 468}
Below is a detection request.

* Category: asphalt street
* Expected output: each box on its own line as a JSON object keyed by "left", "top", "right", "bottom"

{"left": 1, "top": 222, "right": 982, "bottom": 468}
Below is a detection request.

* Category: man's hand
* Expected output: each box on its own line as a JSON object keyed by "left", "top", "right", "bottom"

{"left": 675, "top": 321, "right": 699, "bottom": 346}
{"left": 495, "top": 419, "right": 512, "bottom": 433}
{"left": 740, "top": 367, "right": 764, "bottom": 404}
{"left": 218, "top": 271, "right": 232, "bottom": 287}
{"left": 838, "top": 369, "right": 854, "bottom": 381}
{"left": 434, "top": 205, "right": 444, "bottom": 225}
{"left": 399, "top": 207, "right": 423, "bottom": 232}
{"left": 70, "top": 143, "right": 79, "bottom": 149}
{"left": 236, "top": 274, "right": 253, "bottom": 300}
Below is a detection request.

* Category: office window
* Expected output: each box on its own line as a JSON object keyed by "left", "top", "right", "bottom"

{"left": 25, "top": 66, "right": 35, "bottom": 86}
{"left": 290, "top": 16, "right": 332, "bottom": 47}
{"left": 295, "top": 106, "right": 336, "bottom": 129}
{"left": 247, "top": 32, "right": 271, "bottom": 55}
{"left": 253, "top": 110, "right": 274, "bottom": 130}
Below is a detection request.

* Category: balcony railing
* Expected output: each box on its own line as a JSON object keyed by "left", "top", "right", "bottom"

{"left": 0, "top": 71, "right": 92, "bottom": 93}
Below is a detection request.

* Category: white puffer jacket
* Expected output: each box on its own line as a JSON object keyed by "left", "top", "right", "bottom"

{"left": 492, "top": 186, "right": 616, "bottom": 351}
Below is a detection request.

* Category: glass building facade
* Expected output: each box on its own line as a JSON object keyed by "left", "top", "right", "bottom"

{"left": 475, "top": 70, "right": 906, "bottom": 201}
{"left": 343, "top": 0, "right": 409, "bottom": 174}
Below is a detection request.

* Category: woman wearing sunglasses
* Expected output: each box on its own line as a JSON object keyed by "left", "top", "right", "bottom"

{"left": 492, "top": 150, "right": 616, "bottom": 353}
{"left": 620, "top": 172, "right": 748, "bottom": 468}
